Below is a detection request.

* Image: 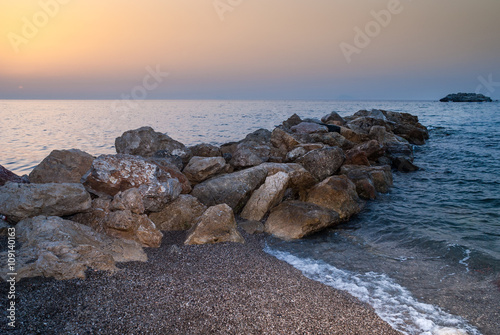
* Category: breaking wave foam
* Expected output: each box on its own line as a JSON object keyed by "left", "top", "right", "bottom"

{"left": 265, "top": 247, "right": 481, "bottom": 335}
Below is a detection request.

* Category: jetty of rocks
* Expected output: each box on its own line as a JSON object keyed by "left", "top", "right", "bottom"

{"left": 0, "top": 109, "right": 428, "bottom": 280}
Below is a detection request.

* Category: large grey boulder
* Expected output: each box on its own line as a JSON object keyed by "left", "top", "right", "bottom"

{"left": 369, "top": 125, "right": 405, "bottom": 145}
{"left": 321, "top": 111, "right": 345, "bottom": 125}
{"left": 83, "top": 154, "right": 158, "bottom": 196}
{"left": 309, "top": 132, "right": 354, "bottom": 150}
{"left": 240, "top": 171, "right": 290, "bottom": 221}
{"left": 291, "top": 122, "right": 328, "bottom": 134}
{"left": 149, "top": 194, "right": 207, "bottom": 231}
{"left": 29, "top": 149, "right": 94, "bottom": 184}
{"left": 340, "top": 165, "right": 393, "bottom": 199}
{"left": 71, "top": 197, "right": 163, "bottom": 248}
{"left": 0, "top": 183, "right": 91, "bottom": 222}
{"left": 182, "top": 156, "right": 228, "bottom": 183}
{"left": 282, "top": 113, "right": 303, "bottom": 130}
{"left": 260, "top": 163, "right": 317, "bottom": 192}
{"left": 188, "top": 143, "right": 222, "bottom": 157}
{"left": 344, "top": 140, "right": 385, "bottom": 165}
{"left": 105, "top": 210, "right": 163, "bottom": 248}
{"left": 347, "top": 116, "right": 392, "bottom": 135}
{"left": 0, "top": 216, "right": 146, "bottom": 281}
{"left": 264, "top": 200, "right": 340, "bottom": 240}
{"left": 110, "top": 188, "right": 145, "bottom": 214}
{"left": 190, "top": 165, "right": 267, "bottom": 212}
{"left": 296, "top": 146, "right": 345, "bottom": 181}
{"left": 115, "top": 126, "right": 191, "bottom": 162}
{"left": 185, "top": 204, "right": 244, "bottom": 245}
{"left": 82, "top": 155, "right": 182, "bottom": 208}
{"left": 306, "top": 175, "right": 362, "bottom": 221}
{"left": 340, "top": 165, "right": 393, "bottom": 194}
{"left": 385, "top": 111, "right": 429, "bottom": 145}
{"left": 339, "top": 126, "right": 368, "bottom": 144}
{"left": 270, "top": 127, "right": 301, "bottom": 153}
{"left": 228, "top": 129, "right": 272, "bottom": 168}
{"left": 384, "top": 141, "right": 419, "bottom": 172}
{"left": 149, "top": 157, "right": 192, "bottom": 194}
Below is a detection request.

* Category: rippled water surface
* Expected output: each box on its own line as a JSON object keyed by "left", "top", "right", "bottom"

{"left": 1, "top": 100, "right": 499, "bottom": 334}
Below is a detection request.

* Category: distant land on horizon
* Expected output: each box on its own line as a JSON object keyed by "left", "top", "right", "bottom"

{"left": 0, "top": 95, "right": 498, "bottom": 102}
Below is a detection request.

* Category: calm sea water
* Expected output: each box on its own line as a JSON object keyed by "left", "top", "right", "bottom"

{"left": 1, "top": 100, "right": 499, "bottom": 335}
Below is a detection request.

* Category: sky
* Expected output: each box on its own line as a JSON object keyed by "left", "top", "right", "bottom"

{"left": 1, "top": 0, "right": 499, "bottom": 100}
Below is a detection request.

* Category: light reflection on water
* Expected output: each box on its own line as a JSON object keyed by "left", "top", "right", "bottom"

{"left": 0, "top": 99, "right": 431, "bottom": 174}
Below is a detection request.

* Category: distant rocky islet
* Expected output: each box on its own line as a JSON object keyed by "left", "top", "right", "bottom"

{"left": 0, "top": 108, "right": 429, "bottom": 281}
{"left": 440, "top": 92, "right": 493, "bottom": 102}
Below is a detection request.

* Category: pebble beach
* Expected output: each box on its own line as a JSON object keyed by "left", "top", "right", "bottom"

{"left": 1, "top": 232, "right": 400, "bottom": 334}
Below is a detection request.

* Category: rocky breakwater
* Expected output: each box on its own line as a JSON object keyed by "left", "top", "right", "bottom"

{"left": 0, "top": 109, "right": 428, "bottom": 280}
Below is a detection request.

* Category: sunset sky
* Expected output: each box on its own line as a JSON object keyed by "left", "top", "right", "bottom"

{"left": 1, "top": 0, "right": 499, "bottom": 100}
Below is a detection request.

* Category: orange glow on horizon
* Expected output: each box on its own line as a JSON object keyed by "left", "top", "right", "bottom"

{"left": 1, "top": 0, "right": 499, "bottom": 99}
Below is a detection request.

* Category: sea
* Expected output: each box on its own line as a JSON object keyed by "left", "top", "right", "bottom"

{"left": 1, "top": 100, "right": 499, "bottom": 335}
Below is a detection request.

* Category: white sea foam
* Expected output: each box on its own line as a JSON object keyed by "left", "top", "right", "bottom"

{"left": 265, "top": 246, "right": 481, "bottom": 335}
{"left": 458, "top": 249, "right": 471, "bottom": 273}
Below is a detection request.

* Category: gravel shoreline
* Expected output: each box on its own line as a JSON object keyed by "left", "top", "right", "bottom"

{"left": 1, "top": 232, "right": 400, "bottom": 334}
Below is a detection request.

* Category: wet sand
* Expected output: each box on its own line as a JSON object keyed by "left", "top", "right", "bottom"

{"left": 0, "top": 232, "right": 400, "bottom": 334}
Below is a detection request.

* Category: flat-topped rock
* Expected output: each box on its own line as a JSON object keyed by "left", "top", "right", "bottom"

{"left": 183, "top": 156, "right": 228, "bottom": 183}
{"left": 29, "top": 149, "right": 94, "bottom": 184}
{"left": 0, "top": 182, "right": 91, "bottom": 223}
{"left": 440, "top": 92, "right": 492, "bottom": 102}
{"left": 3, "top": 215, "right": 147, "bottom": 281}
{"left": 265, "top": 200, "right": 340, "bottom": 240}
{"left": 190, "top": 165, "right": 267, "bottom": 212}
{"left": 115, "top": 126, "right": 191, "bottom": 162}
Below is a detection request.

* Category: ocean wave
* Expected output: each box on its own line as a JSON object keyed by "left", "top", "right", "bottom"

{"left": 265, "top": 246, "right": 481, "bottom": 335}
